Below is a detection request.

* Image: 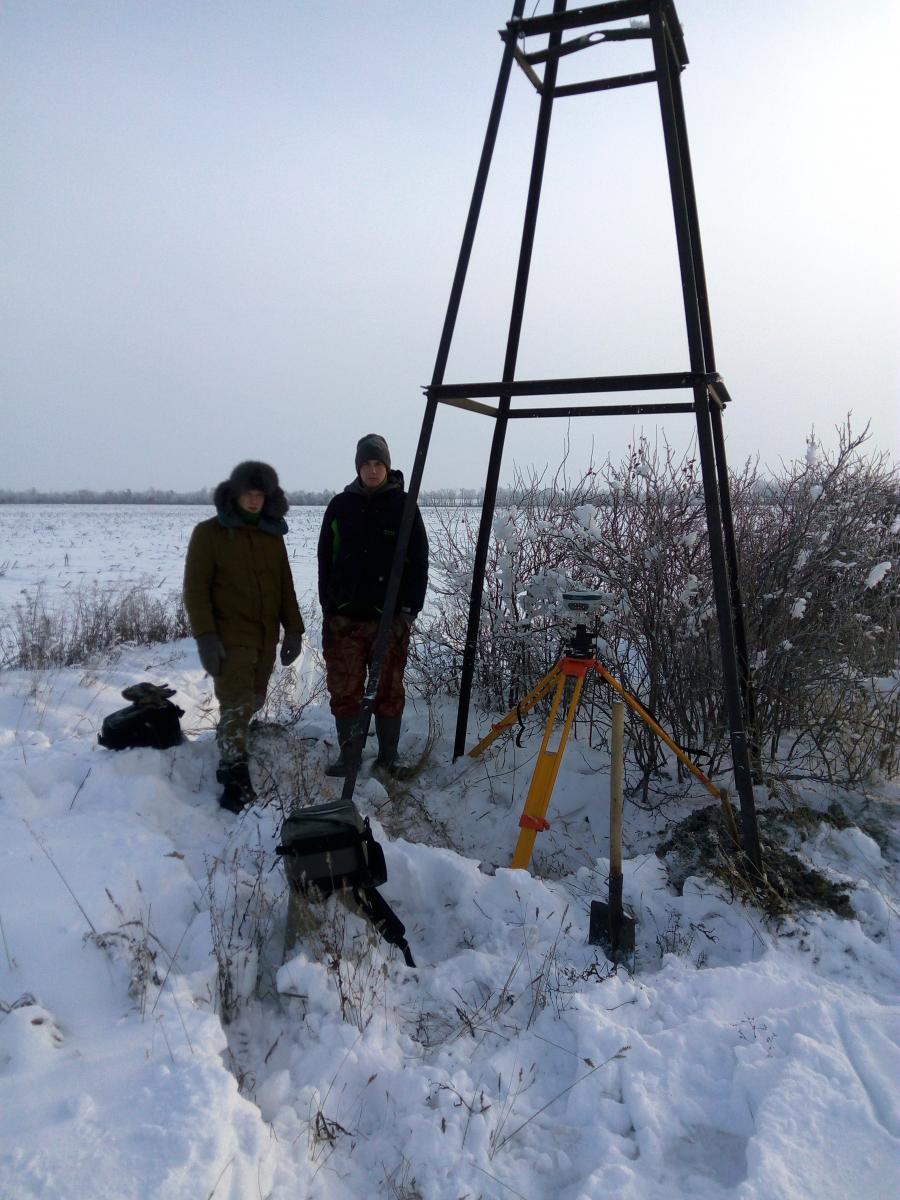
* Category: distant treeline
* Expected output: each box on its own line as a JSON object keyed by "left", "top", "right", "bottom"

{"left": 0, "top": 487, "right": 334, "bottom": 506}
{"left": 0, "top": 486, "right": 492, "bottom": 507}
{"left": 0, "top": 484, "right": 786, "bottom": 508}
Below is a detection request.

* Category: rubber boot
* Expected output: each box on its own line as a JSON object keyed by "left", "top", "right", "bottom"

{"left": 216, "top": 757, "right": 255, "bottom": 814}
{"left": 325, "top": 716, "right": 357, "bottom": 777}
{"left": 374, "top": 714, "right": 411, "bottom": 780}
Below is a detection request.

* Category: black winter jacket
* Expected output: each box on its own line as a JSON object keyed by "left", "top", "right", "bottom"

{"left": 317, "top": 472, "right": 428, "bottom": 620}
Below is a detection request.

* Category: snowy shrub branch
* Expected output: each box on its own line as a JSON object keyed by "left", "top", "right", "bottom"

{"left": 422, "top": 420, "right": 898, "bottom": 793}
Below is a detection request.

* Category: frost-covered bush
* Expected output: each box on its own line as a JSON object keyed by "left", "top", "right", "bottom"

{"left": 736, "top": 422, "right": 898, "bottom": 785}
{"left": 424, "top": 479, "right": 576, "bottom": 712}
{"left": 423, "top": 421, "right": 898, "bottom": 791}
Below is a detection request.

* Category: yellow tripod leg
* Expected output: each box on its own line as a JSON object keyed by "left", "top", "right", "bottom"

{"left": 468, "top": 664, "right": 561, "bottom": 758}
{"left": 594, "top": 663, "right": 740, "bottom": 845}
{"left": 511, "top": 671, "right": 586, "bottom": 870}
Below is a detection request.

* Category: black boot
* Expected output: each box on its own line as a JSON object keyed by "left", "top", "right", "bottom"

{"left": 324, "top": 716, "right": 357, "bottom": 777}
{"left": 374, "top": 715, "right": 412, "bottom": 780}
{"left": 216, "top": 757, "right": 255, "bottom": 814}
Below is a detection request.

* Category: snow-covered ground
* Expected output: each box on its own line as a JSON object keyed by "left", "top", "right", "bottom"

{"left": 1, "top": 507, "right": 898, "bottom": 1199}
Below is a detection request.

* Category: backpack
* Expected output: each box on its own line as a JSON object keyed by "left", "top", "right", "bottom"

{"left": 98, "top": 683, "right": 184, "bottom": 751}
{"left": 276, "top": 798, "right": 415, "bottom": 967}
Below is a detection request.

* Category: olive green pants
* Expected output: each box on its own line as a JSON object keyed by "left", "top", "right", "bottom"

{"left": 213, "top": 643, "right": 276, "bottom": 761}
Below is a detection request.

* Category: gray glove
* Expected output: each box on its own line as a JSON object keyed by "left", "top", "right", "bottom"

{"left": 280, "top": 631, "right": 303, "bottom": 666}
{"left": 196, "top": 633, "right": 226, "bottom": 677}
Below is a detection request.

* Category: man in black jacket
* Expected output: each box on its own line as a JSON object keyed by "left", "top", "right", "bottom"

{"left": 317, "top": 434, "right": 428, "bottom": 777}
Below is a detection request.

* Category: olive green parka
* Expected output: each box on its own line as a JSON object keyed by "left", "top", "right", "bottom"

{"left": 183, "top": 479, "right": 304, "bottom": 651}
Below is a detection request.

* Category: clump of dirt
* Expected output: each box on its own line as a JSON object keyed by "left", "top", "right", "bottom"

{"left": 656, "top": 804, "right": 855, "bottom": 919}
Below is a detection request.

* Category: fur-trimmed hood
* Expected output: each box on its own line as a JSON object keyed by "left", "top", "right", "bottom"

{"left": 214, "top": 461, "right": 289, "bottom": 533}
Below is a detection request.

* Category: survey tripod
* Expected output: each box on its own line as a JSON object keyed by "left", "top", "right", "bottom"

{"left": 470, "top": 617, "right": 739, "bottom": 872}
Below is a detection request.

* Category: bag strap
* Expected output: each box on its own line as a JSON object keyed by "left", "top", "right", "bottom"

{"left": 354, "top": 886, "right": 416, "bottom": 968}
{"left": 275, "top": 826, "right": 365, "bottom": 858}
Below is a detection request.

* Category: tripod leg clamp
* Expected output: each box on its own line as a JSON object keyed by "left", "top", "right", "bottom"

{"left": 519, "top": 814, "right": 550, "bottom": 832}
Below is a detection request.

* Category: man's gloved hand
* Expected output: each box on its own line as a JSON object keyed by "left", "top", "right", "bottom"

{"left": 196, "top": 633, "right": 226, "bottom": 677}
{"left": 280, "top": 631, "right": 303, "bottom": 666}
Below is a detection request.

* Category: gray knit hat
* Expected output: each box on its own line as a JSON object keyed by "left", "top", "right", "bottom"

{"left": 355, "top": 434, "right": 391, "bottom": 472}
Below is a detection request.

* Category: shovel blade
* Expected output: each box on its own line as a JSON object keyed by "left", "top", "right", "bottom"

{"left": 588, "top": 898, "right": 636, "bottom": 955}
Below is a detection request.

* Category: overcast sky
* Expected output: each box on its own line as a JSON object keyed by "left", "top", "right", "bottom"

{"left": 2, "top": 0, "right": 897, "bottom": 494}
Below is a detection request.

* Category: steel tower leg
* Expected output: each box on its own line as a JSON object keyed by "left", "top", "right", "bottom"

{"left": 454, "top": 0, "right": 568, "bottom": 759}
{"left": 649, "top": 1, "right": 762, "bottom": 869}
{"left": 338, "top": 2, "right": 527, "bottom": 802}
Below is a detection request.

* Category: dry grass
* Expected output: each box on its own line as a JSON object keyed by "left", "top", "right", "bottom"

{"left": 1, "top": 581, "right": 189, "bottom": 668}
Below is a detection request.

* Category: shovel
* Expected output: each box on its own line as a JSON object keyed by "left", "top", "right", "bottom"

{"left": 589, "top": 701, "right": 636, "bottom": 957}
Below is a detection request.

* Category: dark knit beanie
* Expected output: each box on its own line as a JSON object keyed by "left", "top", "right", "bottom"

{"left": 355, "top": 434, "right": 391, "bottom": 472}
{"left": 228, "top": 461, "right": 279, "bottom": 495}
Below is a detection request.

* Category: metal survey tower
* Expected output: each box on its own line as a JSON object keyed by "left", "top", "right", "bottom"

{"left": 362, "top": 0, "right": 764, "bottom": 870}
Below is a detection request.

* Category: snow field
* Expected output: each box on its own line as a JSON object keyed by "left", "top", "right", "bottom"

{"left": 1, "top": 501, "right": 898, "bottom": 1198}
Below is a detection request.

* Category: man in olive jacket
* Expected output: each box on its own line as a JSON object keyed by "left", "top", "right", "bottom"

{"left": 184, "top": 460, "right": 304, "bottom": 812}
{"left": 317, "top": 434, "right": 428, "bottom": 777}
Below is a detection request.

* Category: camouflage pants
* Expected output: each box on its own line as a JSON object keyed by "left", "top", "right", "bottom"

{"left": 213, "top": 643, "right": 276, "bottom": 761}
{"left": 322, "top": 615, "right": 411, "bottom": 718}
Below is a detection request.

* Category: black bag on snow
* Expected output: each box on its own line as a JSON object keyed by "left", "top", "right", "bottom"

{"left": 98, "top": 683, "right": 184, "bottom": 751}
{"left": 277, "top": 798, "right": 386, "bottom": 894}
{"left": 276, "top": 798, "right": 415, "bottom": 967}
